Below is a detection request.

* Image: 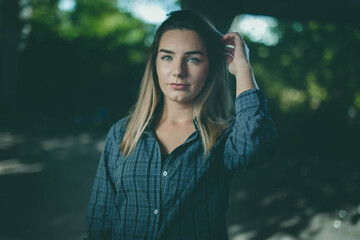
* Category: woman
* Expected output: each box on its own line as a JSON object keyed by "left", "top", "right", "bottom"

{"left": 86, "top": 10, "right": 277, "bottom": 240}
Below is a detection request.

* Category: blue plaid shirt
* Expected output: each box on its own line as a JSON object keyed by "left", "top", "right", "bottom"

{"left": 86, "top": 89, "right": 277, "bottom": 240}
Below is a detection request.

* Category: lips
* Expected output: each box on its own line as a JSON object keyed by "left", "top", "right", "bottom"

{"left": 169, "top": 83, "right": 189, "bottom": 90}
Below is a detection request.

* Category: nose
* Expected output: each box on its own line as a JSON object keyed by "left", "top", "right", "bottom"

{"left": 173, "top": 59, "right": 186, "bottom": 78}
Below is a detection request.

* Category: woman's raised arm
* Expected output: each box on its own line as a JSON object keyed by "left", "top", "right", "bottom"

{"left": 223, "top": 32, "right": 259, "bottom": 96}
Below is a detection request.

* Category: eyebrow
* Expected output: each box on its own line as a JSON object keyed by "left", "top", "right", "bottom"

{"left": 159, "top": 49, "right": 204, "bottom": 56}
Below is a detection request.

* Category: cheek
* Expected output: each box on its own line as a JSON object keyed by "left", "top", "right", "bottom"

{"left": 194, "top": 67, "right": 209, "bottom": 93}
{"left": 191, "top": 73, "right": 207, "bottom": 96}
{"left": 156, "top": 65, "right": 167, "bottom": 93}
{"left": 155, "top": 63, "right": 163, "bottom": 83}
{"left": 197, "top": 67, "right": 209, "bottom": 86}
{"left": 156, "top": 64, "right": 170, "bottom": 83}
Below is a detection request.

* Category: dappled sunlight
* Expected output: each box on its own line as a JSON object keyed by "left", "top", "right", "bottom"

{"left": 0, "top": 130, "right": 105, "bottom": 164}
{"left": 58, "top": 0, "right": 76, "bottom": 12}
{"left": 306, "top": 72, "right": 328, "bottom": 110}
{"left": 1, "top": 1, "right": 359, "bottom": 239}
{"left": 229, "top": 14, "right": 281, "bottom": 46}
{"left": 0, "top": 158, "right": 44, "bottom": 176}
{"left": 280, "top": 54, "right": 292, "bottom": 66}
{"left": 0, "top": 127, "right": 105, "bottom": 239}
{"left": 291, "top": 46, "right": 304, "bottom": 58}
{"left": 41, "top": 137, "right": 76, "bottom": 151}
{"left": 136, "top": 4, "right": 168, "bottom": 23}
{"left": 261, "top": 191, "right": 288, "bottom": 206}
{"left": 117, "top": 0, "right": 181, "bottom": 24}
{"left": 226, "top": 151, "right": 360, "bottom": 240}
{"left": 292, "top": 22, "right": 304, "bottom": 33}
{"left": 354, "top": 92, "right": 360, "bottom": 109}
{"left": 228, "top": 192, "right": 360, "bottom": 240}
{"left": 228, "top": 223, "right": 267, "bottom": 240}
{"left": 279, "top": 215, "right": 301, "bottom": 228}
{"left": 0, "top": 132, "right": 25, "bottom": 150}
{"left": 95, "top": 140, "right": 106, "bottom": 153}
{"left": 19, "top": 0, "right": 32, "bottom": 21}
{"left": 237, "top": 16, "right": 360, "bottom": 120}
{"left": 323, "top": 48, "right": 334, "bottom": 65}
{"left": 298, "top": 210, "right": 360, "bottom": 239}
{"left": 40, "top": 133, "right": 94, "bottom": 151}
{"left": 234, "top": 190, "right": 247, "bottom": 201}
{"left": 229, "top": 225, "right": 256, "bottom": 240}
{"left": 279, "top": 88, "right": 307, "bottom": 112}
{"left": 257, "top": 46, "right": 270, "bottom": 58}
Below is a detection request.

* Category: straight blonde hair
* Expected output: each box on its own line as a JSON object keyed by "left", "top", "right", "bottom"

{"left": 120, "top": 10, "right": 234, "bottom": 157}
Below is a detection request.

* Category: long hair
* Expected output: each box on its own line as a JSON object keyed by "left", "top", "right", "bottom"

{"left": 120, "top": 10, "right": 234, "bottom": 157}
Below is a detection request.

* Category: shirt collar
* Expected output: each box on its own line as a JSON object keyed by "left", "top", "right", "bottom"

{"left": 143, "top": 114, "right": 199, "bottom": 138}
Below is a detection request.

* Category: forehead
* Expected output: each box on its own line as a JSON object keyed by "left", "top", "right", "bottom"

{"left": 158, "top": 30, "right": 207, "bottom": 53}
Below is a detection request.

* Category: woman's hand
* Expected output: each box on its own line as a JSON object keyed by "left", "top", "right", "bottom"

{"left": 222, "top": 32, "right": 258, "bottom": 95}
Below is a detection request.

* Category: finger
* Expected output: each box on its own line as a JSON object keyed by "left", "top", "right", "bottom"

{"left": 222, "top": 35, "right": 235, "bottom": 46}
{"left": 222, "top": 32, "right": 239, "bottom": 41}
{"left": 222, "top": 32, "right": 242, "bottom": 44}
{"left": 225, "top": 44, "right": 235, "bottom": 50}
{"left": 224, "top": 34, "right": 246, "bottom": 54}
{"left": 225, "top": 53, "right": 233, "bottom": 64}
{"left": 223, "top": 32, "right": 250, "bottom": 64}
{"left": 225, "top": 45, "right": 235, "bottom": 55}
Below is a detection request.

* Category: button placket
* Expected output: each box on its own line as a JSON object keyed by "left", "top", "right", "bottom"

{"left": 160, "top": 154, "right": 172, "bottom": 202}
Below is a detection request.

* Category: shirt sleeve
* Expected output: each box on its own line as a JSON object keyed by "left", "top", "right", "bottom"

{"left": 223, "top": 88, "right": 277, "bottom": 171}
{"left": 86, "top": 124, "right": 117, "bottom": 240}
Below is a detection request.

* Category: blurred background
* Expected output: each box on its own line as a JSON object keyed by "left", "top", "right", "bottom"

{"left": 0, "top": 0, "right": 360, "bottom": 239}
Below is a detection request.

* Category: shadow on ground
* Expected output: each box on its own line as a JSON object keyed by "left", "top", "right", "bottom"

{"left": 227, "top": 102, "right": 360, "bottom": 239}
{"left": 0, "top": 105, "right": 359, "bottom": 240}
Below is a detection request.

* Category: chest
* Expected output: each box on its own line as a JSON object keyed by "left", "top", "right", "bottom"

{"left": 113, "top": 136, "right": 203, "bottom": 205}
{"left": 110, "top": 135, "right": 231, "bottom": 240}
{"left": 112, "top": 124, "right": 231, "bottom": 192}
{"left": 155, "top": 123, "right": 196, "bottom": 154}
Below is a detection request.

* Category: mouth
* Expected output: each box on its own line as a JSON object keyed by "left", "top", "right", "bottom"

{"left": 169, "top": 83, "right": 189, "bottom": 90}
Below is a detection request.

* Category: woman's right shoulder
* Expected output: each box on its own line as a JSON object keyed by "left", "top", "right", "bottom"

{"left": 106, "top": 116, "right": 130, "bottom": 145}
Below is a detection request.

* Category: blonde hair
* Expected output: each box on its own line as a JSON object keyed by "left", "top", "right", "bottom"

{"left": 120, "top": 10, "right": 234, "bottom": 157}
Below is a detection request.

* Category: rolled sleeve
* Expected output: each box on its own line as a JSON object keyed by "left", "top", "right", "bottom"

{"left": 224, "top": 88, "right": 277, "bottom": 171}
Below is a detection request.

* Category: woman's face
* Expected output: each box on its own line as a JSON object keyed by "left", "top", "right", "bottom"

{"left": 156, "top": 29, "right": 209, "bottom": 104}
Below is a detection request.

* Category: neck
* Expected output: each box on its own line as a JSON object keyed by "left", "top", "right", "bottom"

{"left": 159, "top": 98, "right": 194, "bottom": 124}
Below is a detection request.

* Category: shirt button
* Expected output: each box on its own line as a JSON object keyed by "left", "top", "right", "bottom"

{"left": 163, "top": 171, "right": 168, "bottom": 177}
{"left": 154, "top": 209, "right": 158, "bottom": 215}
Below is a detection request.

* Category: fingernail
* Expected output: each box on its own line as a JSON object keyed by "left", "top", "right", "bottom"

{"left": 225, "top": 52, "right": 234, "bottom": 58}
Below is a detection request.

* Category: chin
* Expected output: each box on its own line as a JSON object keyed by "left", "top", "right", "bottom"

{"left": 170, "top": 95, "right": 194, "bottom": 104}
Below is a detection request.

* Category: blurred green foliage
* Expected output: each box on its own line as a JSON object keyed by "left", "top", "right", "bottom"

{"left": 1, "top": 1, "right": 359, "bottom": 127}
{"left": 248, "top": 20, "right": 360, "bottom": 116}
{"left": 12, "top": 0, "right": 153, "bottom": 118}
{"left": 0, "top": 3, "right": 359, "bottom": 238}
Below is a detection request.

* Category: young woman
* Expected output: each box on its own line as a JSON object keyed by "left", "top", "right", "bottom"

{"left": 86, "top": 10, "right": 277, "bottom": 240}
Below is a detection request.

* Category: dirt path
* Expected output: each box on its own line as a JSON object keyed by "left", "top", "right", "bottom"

{"left": 0, "top": 126, "right": 359, "bottom": 240}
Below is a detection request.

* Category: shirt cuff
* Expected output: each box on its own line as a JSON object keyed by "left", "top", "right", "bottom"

{"left": 235, "top": 88, "right": 267, "bottom": 114}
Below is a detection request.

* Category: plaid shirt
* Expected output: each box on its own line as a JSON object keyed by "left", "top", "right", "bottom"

{"left": 86, "top": 89, "right": 277, "bottom": 240}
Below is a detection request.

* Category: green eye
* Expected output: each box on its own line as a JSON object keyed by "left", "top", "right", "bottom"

{"left": 161, "top": 55, "right": 172, "bottom": 61}
{"left": 187, "top": 58, "right": 200, "bottom": 63}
